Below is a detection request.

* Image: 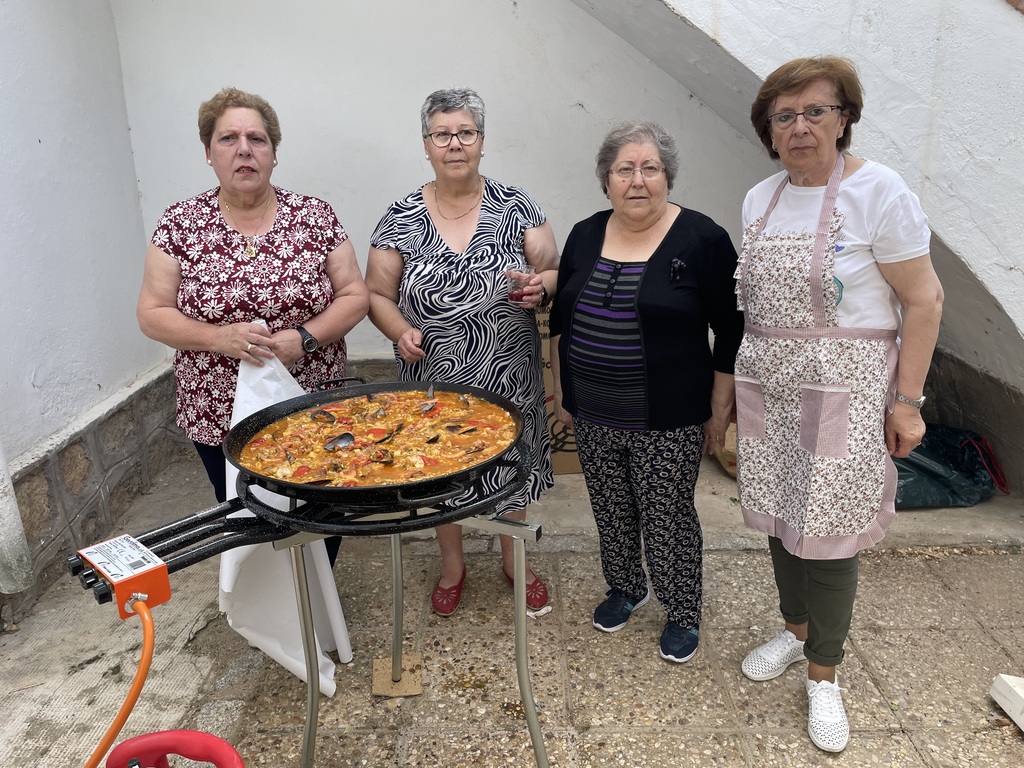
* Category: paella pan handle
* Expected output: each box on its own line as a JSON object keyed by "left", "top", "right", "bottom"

{"left": 393, "top": 479, "right": 470, "bottom": 508}
{"left": 317, "top": 376, "right": 366, "bottom": 390}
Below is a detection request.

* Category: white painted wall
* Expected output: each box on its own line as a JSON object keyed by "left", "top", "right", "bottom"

{"left": 663, "top": 0, "right": 1024, "bottom": 384}
{"left": 6, "top": 0, "right": 1019, "bottom": 469}
{"left": 0, "top": 0, "right": 157, "bottom": 463}
{"left": 2, "top": 0, "right": 772, "bottom": 465}
{"left": 108, "top": 0, "right": 773, "bottom": 359}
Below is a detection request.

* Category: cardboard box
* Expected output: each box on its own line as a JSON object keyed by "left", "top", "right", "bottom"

{"left": 537, "top": 308, "right": 582, "bottom": 475}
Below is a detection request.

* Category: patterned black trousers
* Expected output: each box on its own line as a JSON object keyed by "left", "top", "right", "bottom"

{"left": 574, "top": 418, "right": 705, "bottom": 628}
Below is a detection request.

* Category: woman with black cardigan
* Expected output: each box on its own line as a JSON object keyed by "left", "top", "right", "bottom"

{"left": 549, "top": 120, "right": 743, "bottom": 663}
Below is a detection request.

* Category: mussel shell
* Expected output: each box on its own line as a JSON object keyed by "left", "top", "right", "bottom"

{"left": 323, "top": 432, "right": 355, "bottom": 451}
{"left": 374, "top": 422, "right": 404, "bottom": 444}
{"left": 310, "top": 409, "right": 336, "bottom": 423}
{"left": 371, "top": 448, "right": 395, "bottom": 464}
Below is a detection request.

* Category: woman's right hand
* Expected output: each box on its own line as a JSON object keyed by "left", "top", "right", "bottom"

{"left": 397, "top": 327, "right": 425, "bottom": 364}
{"left": 220, "top": 322, "right": 274, "bottom": 362}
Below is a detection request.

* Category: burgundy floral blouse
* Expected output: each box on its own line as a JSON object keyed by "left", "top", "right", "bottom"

{"left": 151, "top": 186, "right": 349, "bottom": 445}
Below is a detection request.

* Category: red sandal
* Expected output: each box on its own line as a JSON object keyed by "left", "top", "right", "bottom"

{"left": 431, "top": 567, "right": 467, "bottom": 616}
{"left": 502, "top": 569, "right": 549, "bottom": 611}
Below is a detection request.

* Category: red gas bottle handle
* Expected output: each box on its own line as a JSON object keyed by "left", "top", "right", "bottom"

{"left": 105, "top": 730, "right": 244, "bottom": 768}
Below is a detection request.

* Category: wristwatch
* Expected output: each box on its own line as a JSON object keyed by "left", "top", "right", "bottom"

{"left": 895, "top": 392, "right": 926, "bottom": 409}
{"left": 296, "top": 325, "right": 319, "bottom": 354}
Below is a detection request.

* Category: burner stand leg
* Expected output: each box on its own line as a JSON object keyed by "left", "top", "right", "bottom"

{"left": 289, "top": 543, "right": 319, "bottom": 768}
{"left": 512, "top": 535, "right": 549, "bottom": 768}
{"left": 458, "top": 516, "right": 548, "bottom": 768}
{"left": 390, "top": 533, "right": 404, "bottom": 681}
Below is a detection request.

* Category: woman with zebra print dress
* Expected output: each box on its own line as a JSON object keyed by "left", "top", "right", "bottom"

{"left": 365, "top": 88, "right": 559, "bottom": 617}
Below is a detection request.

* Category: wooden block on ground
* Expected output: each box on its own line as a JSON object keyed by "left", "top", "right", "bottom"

{"left": 372, "top": 653, "right": 424, "bottom": 697}
{"left": 991, "top": 673, "right": 1024, "bottom": 730}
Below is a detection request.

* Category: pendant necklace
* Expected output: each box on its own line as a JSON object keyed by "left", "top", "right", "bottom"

{"left": 433, "top": 179, "right": 483, "bottom": 221}
{"left": 222, "top": 191, "right": 274, "bottom": 258}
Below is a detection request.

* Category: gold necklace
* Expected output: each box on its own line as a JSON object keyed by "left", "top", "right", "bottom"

{"left": 433, "top": 179, "right": 482, "bottom": 221}
{"left": 222, "top": 191, "right": 274, "bottom": 258}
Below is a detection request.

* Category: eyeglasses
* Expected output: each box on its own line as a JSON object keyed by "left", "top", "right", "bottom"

{"left": 768, "top": 105, "right": 843, "bottom": 128}
{"left": 611, "top": 164, "right": 665, "bottom": 180}
{"left": 427, "top": 129, "right": 482, "bottom": 147}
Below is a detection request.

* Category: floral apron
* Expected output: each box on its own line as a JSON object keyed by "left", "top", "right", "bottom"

{"left": 734, "top": 156, "right": 899, "bottom": 559}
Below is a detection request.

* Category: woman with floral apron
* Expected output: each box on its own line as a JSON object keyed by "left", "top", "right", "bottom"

{"left": 734, "top": 57, "right": 943, "bottom": 753}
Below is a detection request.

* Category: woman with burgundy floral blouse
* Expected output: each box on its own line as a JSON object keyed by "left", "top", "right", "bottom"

{"left": 137, "top": 87, "right": 369, "bottom": 507}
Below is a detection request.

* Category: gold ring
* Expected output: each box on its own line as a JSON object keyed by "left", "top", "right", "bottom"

{"left": 246, "top": 343, "right": 253, "bottom": 352}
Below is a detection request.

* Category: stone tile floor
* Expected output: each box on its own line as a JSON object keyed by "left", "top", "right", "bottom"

{"left": 3, "top": 455, "right": 1024, "bottom": 767}
{"left": 226, "top": 541, "right": 1024, "bottom": 767}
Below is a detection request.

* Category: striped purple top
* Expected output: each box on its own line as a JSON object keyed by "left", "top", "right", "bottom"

{"left": 567, "top": 257, "right": 648, "bottom": 428}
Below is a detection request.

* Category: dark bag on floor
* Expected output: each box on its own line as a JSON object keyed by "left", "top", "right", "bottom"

{"left": 893, "top": 424, "right": 1008, "bottom": 509}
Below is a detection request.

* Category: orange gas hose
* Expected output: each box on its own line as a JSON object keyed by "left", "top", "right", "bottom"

{"left": 82, "top": 599, "right": 155, "bottom": 768}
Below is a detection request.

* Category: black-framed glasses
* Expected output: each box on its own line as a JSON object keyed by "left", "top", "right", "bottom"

{"left": 427, "top": 129, "right": 482, "bottom": 147}
{"left": 611, "top": 164, "right": 665, "bottom": 180}
{"left": 768, "top": 105, "right": 843, "bottom": 128}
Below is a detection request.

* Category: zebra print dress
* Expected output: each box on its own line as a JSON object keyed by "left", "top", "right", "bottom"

{"left": 369, "top": 177, "right": 554, "bottom": 512}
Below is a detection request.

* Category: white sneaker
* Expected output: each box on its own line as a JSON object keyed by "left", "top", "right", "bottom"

{"left": 741, "top": 630, "right": 807, "bottom": 681}
{"left": 806, "top": 677, "right": 849, "bottom": 753}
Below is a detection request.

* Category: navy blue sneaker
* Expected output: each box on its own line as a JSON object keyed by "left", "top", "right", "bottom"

{"left": 593, "top": 587, "right": 650, "bottom": 632}
{"left": 659, "top": 622, "right": 699, "bottom": 662}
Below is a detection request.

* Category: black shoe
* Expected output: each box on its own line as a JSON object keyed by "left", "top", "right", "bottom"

{"left": 592, "top": 587, "right": 650, "bottom": 633}
{"left": 659, "top": 622, "right": 699, "bottom": 663}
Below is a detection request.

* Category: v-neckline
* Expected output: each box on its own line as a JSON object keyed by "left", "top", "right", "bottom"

{"left": 424, "top": 179, "right": 485, "bottom": 256}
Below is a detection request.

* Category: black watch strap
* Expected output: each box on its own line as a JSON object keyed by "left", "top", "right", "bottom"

{"left": 297, "top": 325, "right": 319, "bottom": 354}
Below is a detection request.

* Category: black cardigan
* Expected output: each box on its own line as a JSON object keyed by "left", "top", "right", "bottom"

{"left": 550, "top": 206, "right": 744, "bottom": 430}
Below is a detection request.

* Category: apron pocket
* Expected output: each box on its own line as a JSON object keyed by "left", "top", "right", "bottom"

{"left": 735, "top": 376, "right": 766, "bottom": 441}
{"left": 798, "top": 382, "right": 851, "bottom": 458}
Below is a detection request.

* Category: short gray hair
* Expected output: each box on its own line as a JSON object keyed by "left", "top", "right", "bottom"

{"left": 595, "top": 120, "right": 679, "bottom": 194}
{"left": 420, "top": 88, "right": 486, "bottom": 137}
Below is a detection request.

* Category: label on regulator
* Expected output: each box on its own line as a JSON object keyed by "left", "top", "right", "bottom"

{"left": 79, "top": 535, "right": 164, "bottom": 582}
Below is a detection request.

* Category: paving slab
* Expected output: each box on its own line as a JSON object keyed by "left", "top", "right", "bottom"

{"left": 2, "top": 454, "right": 1023, "bottom": 767}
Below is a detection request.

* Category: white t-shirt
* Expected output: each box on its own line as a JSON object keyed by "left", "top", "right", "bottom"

{"left": 741, "top": 160, "right": 930, "bottom": 330}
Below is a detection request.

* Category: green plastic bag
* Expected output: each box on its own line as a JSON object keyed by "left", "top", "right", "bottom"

{"left": 893, "top": 424, "right": 1003, "bottom": 509}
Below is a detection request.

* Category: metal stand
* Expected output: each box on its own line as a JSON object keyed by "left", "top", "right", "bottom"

{"left": 382, "top": 516, "right": 548, "bottom": 768}
{"left": 272, "top": 517, "right": 548, "bottom": 768}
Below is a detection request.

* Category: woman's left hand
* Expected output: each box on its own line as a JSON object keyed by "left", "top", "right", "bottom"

{"left": 704, "top": 372, "right": 736, "bottom": 455}
{"left": 885, "top": 403, "right": 926, "bottom": 458}
{"left": 265, "top": 327, "right": 307, "bottom": 369}
{"left": 521, "top": 273, "right": 546, "bottom": 308}
{"left": 703, "top": 410, "right": 731, "bottom": 455}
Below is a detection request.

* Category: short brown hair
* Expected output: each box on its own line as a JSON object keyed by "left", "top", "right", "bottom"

{"left": 750, "top": 56, "right": 863, "bottom": 160}
{"left": 197, "top": 87, "right": 282, "bottom": 151}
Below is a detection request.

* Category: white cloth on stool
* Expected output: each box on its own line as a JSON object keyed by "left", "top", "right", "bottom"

{"left": 218, "top": 336, "right": 352, "bottom": 696}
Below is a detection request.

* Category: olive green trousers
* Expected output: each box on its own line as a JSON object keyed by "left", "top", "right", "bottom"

{"left": 768, "top": 536, "right": 860, "bottom": 668}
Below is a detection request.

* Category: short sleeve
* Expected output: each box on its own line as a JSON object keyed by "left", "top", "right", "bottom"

{"left": 871, "top": 190, "right": 931, "bottom": 263}
{"left": 369, "top": 206, "right": 398, "bottom": 251}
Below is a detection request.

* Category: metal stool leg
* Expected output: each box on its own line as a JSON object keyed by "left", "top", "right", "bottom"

{"left": 512, "top": 536, "right": 549, "bottom": 768}
{"left": 458, "top": 516, "right": 549, "bottom": 768}
{"left": 390, "top": 533, "right": 405, "bottom": 681}
{"left": 289, "top": 543, "right": 320, "bottom": 768}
